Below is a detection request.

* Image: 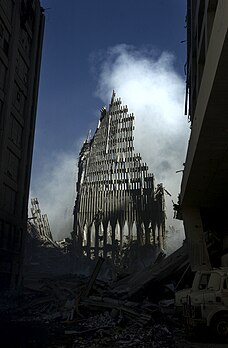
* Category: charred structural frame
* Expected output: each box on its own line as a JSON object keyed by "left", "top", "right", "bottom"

{"left": 73, "top": 92, "right": 166, "bottom": 260}
{"left": 30, "top": 198, "right": 53, "bottom": 241}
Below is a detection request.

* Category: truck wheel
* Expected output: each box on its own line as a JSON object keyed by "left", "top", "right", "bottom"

{"left": 212, "top": 314, "right": 228, "bottom": 342}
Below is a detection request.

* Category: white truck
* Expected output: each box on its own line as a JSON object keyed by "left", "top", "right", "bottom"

{"left": 175, "top": 268, "right": 228, "bottom": 341}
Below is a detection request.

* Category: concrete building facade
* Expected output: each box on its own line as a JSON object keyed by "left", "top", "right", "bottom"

{"left": 0, "top": 0, "right": 44, "bottom": 289}
{"left": 180, "top": 0, "right": 228, "bottom": 269}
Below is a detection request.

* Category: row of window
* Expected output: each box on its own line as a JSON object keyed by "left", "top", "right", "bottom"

{"left": 13, "top": 80, "right": 26, "bottom": 115}
{"left": 5, "top": 147, "right": 20, "bottom": 182}
{"left": 87, "top": 166, "right": 148, "bottom": 177}
{"left": 109, "top": 114, "right": 134, "bottom": 124}
{"left": 9, "top": 112, "right": 23, "bottom": 148}
{"left": 0, "top": 0, "right": 14, "bottom": 23}
{"left": 109, "top": 125, "right": 134, "bottom": 133}
{"left": 92, "top": 136, "right": 134, "bottom": 148}
{"left": 0, "top": 58, "right": 7, "bottom": 90}
{"left": 94, "top": 147, "right": 134, "bottom": 156}
{"left": 0, "top": 64, "right": 27, "bottom": 120}
{"left": 0, "top": 7, "right": 32, "bottom": 92}
{"left": 81, "top": 180, "right": 153, "bottom": 191}
{"left": 187, "top": 0, "right": 218, "bottom": 121}
{"left": 109, "top": 106, "right": 128, "bottom": 114}
{"left": 96, "top": 152, "right": 141, "bottom": 161}
{"left": 0, "top": 15, "right": 10, "bottom": 58}
{"left": 15, "top": 51, "right": 29, "bottom": 87}
{"left": 19, "top": 24, "right": 32, "bottom": 59}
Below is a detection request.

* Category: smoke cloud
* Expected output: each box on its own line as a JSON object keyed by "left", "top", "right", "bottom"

{"left": 30, "top": 151, "right": 77, "bottom": 240}
{"left": 94, "top": 44, "right": 189, "bottom": 251}
{"left": 30, "top": 44, "right": 189, "bottom": 251}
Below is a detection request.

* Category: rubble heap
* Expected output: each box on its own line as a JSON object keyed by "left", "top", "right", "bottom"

{"left": 0, "top": 244, "right": 193, "bottom": 348}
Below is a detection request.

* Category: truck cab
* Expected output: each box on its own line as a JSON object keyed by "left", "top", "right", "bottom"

{"left": 175, "top": 270, "right": 211, "bottom": 314}
{"left": 175, "top": 268, "right": 228, "bottom": 341}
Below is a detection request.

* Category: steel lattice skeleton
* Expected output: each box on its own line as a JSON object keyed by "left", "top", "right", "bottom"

{"left": 73, "top": 92, "right": 165, "bottom": 259}
{"left": 30, "top": 198, "right": 53, "bottom": 241}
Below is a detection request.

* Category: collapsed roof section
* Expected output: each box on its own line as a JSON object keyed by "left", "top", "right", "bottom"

{"left": 73, "top": 91, "right": 165, "bottom": 260}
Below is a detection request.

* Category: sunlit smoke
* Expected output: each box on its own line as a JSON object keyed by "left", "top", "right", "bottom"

{"left": 30, "top": 45, "right": 189, "bottom": 251}
{"left": 30, "top": 151, "right": 77, "bottom": 240}
{"left": 94, "top": 44, "right": 190, "bottom": 251}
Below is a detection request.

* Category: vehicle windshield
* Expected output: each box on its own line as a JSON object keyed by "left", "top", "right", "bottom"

{"left": 207, "top": 273, "right": 221, "bottom": 291}
{"left": 198, "top": 273, "right": 210, "bottom": 290}
{"left": 223, "top": 277, "right": 228, "bottom": 289}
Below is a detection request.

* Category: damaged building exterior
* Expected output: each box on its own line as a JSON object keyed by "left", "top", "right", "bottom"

{"left": 30, "top": 198, "right": 53, "bottom": 242}
{"left": 73, "top": 92, "right": 165, "bottom": 260}
{"left": 179, "top": 0, "right": 228, "bottom": 269}
{"left": 0, "top": 0, "right": 45, "bottom": 289}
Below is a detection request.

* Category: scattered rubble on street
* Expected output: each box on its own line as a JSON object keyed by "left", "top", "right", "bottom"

{"left": 0, "top": 233, "right": 197, "bottom": 348}
{"left": 0, "top": 271, "right": 183, "bottom": 347}
{"left": 0, "top": 221, "right": 226, "bottom": 347}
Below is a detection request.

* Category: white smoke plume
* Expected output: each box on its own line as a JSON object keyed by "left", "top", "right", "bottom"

{"left": 94, "top": 44, "right": 190, "bottom": 251}
{"left": 30, "top": 45, "right": 189, "bottom": 251}
{"left": 30, "top": 151, "right": 77, "bottom": 241}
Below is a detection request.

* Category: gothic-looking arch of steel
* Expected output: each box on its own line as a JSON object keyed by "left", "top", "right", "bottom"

{"left": 73, "top": 92, "right": 165, "bottom": 260}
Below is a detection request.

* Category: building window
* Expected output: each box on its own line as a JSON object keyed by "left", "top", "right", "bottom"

{"left": 19, "top": 28, "right": 32, "bottom": 57}
{"left": 0, "top": 23, "right": 3, "bottom": 38}
{"left": 0, "top": 0, "right": 14, "bottom": 22}
{"left": 207, "top": 0, "right": 218, "bottom": 47}
{"left": 9, "top": 114, "right": 23, "bottom": 148}
{"left": 15, "top": 52, "right": 29, "bottom": 87}
{"left": 0, "top": 220, "right": 3, "bottom": 248}
{"left": 0, "top": 19, "right": 10, "bottom": 57}
{"left": 13, "top": 82, "right": 26, "bottom": 115}
{"left": 3, "top": 38, "right": 9, "bottom": 55}
{"left": 6, "top": 148, "right": 20, "bottom": 182}
{"left": 0, "top": 99, "right": 3, "bottom": 115}
{"left": 0, "top": 58, "right": 7, "bottom": 90}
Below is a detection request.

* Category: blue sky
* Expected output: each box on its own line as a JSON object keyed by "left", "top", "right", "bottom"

{"left": 31, "top": 0, "right": 189, "bottom": 244}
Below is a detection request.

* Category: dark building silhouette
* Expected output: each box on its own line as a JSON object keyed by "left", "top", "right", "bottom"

{"left": 179, "top": 0, "right": 228, "bottom": 269}
{"left": 73, "top": 92, "right": 165, "bottom": 260}
{"left": 0, "top": 0, "right": 45, "bottom": 289}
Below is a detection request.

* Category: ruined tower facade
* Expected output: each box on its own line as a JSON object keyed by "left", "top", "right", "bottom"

{"left": 30, "top": 198, "right": 53, "bottom": 242}
{"left": 73, "top": 92, "right": 165, "bottom": 260}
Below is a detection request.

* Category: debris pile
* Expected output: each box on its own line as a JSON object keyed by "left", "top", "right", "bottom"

{"left": 0, "top": 272, "right": 182, "bottom": 347}
{"left": 0, "top": 244, "right": 192, "bottom": 347}
{"left": 24, "top": 222, "right": 74, "bottom": 276}
{"left": 68, "top": 318, "right": 178, "bottom": 348}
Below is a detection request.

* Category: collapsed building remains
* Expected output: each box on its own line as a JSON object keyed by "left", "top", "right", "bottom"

{"left": 73, "top": 92, "right": 166, "bottom": 260}
{"left": 24, "top": 199, "right": 74, "bottom": 276}
{"left": 30, "top": 198, "right": 53, "bottom": 242}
